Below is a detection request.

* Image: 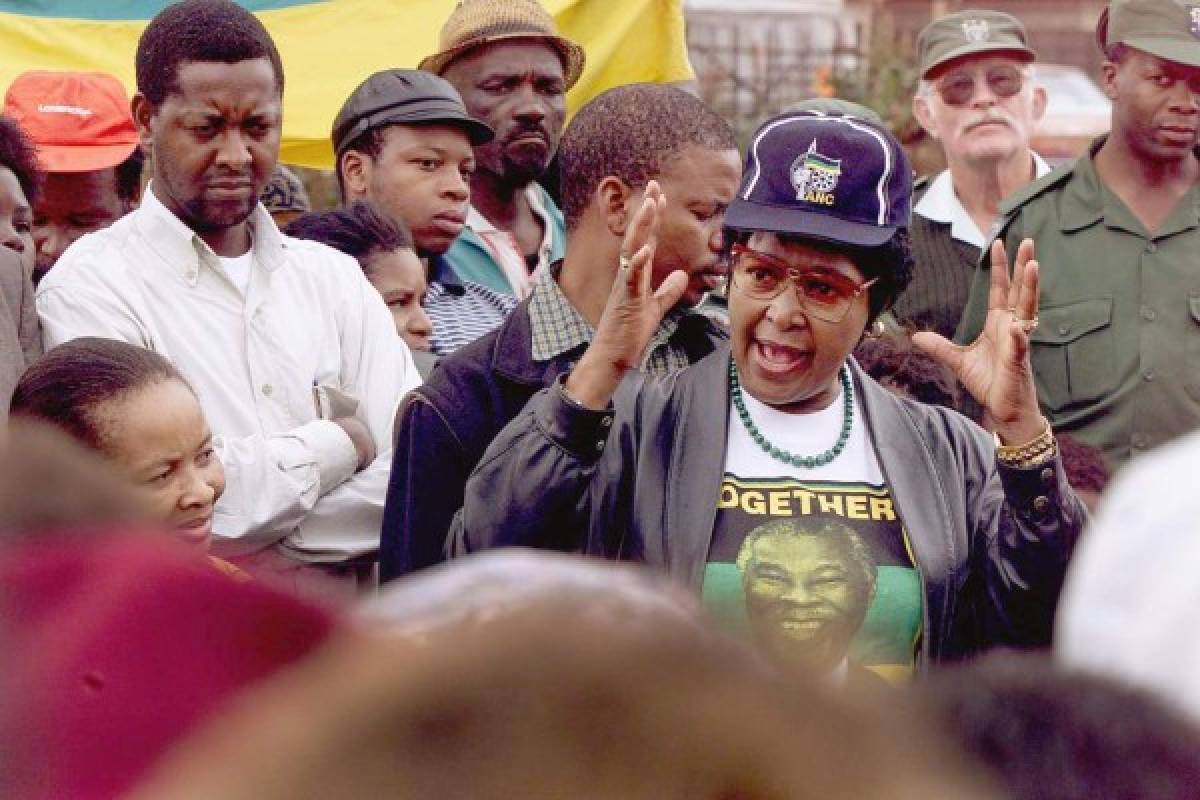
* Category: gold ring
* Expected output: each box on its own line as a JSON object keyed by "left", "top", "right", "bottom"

{"left": 619, "top": 253, "right": 632, "bottom": 271}
{"left": 1016, "top": 315, "right": 1038, "bottom": 334}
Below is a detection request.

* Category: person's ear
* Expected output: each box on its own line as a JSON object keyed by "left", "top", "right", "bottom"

{"left": 1100, "top": 60, "right": 1120, "bottom": 101}
{"left": 130, "top": 94, "right": 156, "bottom": 153}
{"left": 1030, "top": 83, "right": 1048, "bottom": 123}
{"left": 912, "top": 92, "right": 939, "bottom": 140}
{"left": 340, "top": 150, "right": 371, "bottom": 199}
{"left": 597, "top": 176, "right": 634, "bottom": 237}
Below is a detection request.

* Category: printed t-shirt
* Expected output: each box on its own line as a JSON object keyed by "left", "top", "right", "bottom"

{"left": 704, "top": 378, "right": 922, "bottom": 683}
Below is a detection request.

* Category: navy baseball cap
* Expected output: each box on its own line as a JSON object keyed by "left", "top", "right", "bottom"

{"left": 724, "top": 111, "right": 912, "bottom": 248}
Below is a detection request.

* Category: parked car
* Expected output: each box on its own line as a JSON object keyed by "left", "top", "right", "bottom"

{"left": 1032, "top": 63, "right": 1111, "bottom": 164}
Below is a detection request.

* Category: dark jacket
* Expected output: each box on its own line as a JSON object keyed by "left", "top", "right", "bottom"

{"left": 0, "top": 250, "right": 40, "bottom": 418}
{"left": 379, "top": 299, "right": 727, "bottom": 580}
{"left": 451, "top": 345, "right": 1085, "bottom": 666}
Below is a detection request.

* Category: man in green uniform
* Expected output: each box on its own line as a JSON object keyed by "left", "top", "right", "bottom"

{"left": 956, "top": 0, "right": 1200, "bottom": 466}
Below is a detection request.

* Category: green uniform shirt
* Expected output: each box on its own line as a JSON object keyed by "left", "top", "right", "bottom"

{"left": 956, "top": 137, "right": 1200, "bottom": 466}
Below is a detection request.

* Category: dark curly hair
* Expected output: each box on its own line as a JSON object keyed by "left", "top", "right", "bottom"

{"left": 114, "top": 147, "right": 145, "bottom": 205}
{"left": 0, "top": 114, "right": 43, "bottom": 204}
{"left": 853, "top": 328, "right": 960, "bottom": 410}
{"left": 135, "top": 0, "right": 283, "bottom": 107}
{"left": 558, "top": 83, "right": 737, "bottom": 231}
{"left": 284, "top": 202, "right": 413, "bottom": 275}
{"left": 1056, "top": 433, "right": 1110, "bottom": 495}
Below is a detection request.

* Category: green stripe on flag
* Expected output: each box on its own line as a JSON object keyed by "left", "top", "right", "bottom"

{"left": 805, "top": 153, "right": 841, "bottom": 172}
{"left": 0, "top": 0, "right": 323, "bottom": 21}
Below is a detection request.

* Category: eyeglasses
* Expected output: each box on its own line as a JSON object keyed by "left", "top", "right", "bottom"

{"left": 729, "top": 243, "right": 878, "bottom": 323}
{"left": 934, "top": 64, "right": 1024, "bottom": 106}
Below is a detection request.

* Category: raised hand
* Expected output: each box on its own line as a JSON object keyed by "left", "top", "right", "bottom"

{"left": 912, "top": 238, "right": 1047, "bottom": 445}
{"left": 563, "top": 181, "right": 688, "bottom": 409}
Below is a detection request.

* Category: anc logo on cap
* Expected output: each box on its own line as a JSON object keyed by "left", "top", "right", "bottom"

{"left": 1190, "top": 5, "right": 1200, "bottom": 39}
{"left": 961, "top": 18, "right": 991, "bottom": 43}
{"left": 790, "top": 140, "right": 842, "bottom": 206}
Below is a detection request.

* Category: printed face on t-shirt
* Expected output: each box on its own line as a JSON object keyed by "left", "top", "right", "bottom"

{"left": 738, "top": 522, "right": 875, "bottom": 673}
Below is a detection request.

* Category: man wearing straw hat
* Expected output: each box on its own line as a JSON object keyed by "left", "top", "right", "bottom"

{"left": 420, "top": 0, "right": 582, "bottom": 299}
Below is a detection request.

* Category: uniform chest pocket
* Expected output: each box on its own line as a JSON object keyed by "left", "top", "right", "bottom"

{"left": 1184, "top": 297, "right": 1200, "bottom": 404}
{"left": 1029, "top": 297, "right": 1116, "bottom": 413}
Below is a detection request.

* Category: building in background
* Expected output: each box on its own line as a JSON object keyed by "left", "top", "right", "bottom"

{"left": 686, "top": 0, "right": 870, "bottom": 141}
{"left": 686, "top": 0, "right": 1109, "bottom": 163}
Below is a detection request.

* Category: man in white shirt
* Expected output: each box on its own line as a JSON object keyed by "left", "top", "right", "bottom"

{"left": 894, "top": 9, "right": 1049, "bottom": 338}
{"left": 35, "top": 0, "right": 419, "bottom": 590}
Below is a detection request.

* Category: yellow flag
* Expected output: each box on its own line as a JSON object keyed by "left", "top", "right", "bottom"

{"left": 0, "top": 0, "right": 693, "bottom": 168}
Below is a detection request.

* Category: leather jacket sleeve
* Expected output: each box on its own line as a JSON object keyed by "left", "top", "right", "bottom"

{"left": 450, "top": 377, "right": 635, "bottom": 558}
{"left": 380, "top": 392, "right": 470, "bottom": 581}
{"left": 968, "top": 450, "right": 1086, "bottom": 648}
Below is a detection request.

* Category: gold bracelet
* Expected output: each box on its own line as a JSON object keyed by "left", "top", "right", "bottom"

{"left": 995, "top": 419, "right": 1057, "bottom": 469}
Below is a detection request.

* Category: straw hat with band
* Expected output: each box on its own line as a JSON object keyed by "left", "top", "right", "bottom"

{"left": 1096, "top": 0, "right": 1200, "bottom": 69}
{"left": 419, "top": 0, "right": 585, "bottom": 89}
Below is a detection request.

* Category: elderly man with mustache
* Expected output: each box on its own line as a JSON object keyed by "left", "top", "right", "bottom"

{"left": 893, "top": 10, "right": 1048, "bottom": 339}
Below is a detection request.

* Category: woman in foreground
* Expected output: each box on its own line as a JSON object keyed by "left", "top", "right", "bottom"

{"left": 453, "top": 111, "right": 1085, "bottom": 678}
{"left": 11, "top": 337, "right": 237, "bottom": 576}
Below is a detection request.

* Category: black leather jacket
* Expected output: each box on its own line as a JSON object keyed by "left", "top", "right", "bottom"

{"left": 380, "top": 298, "right": 727, "bottom": 580}
{"left": 452, "top": 345, "right": 1086, "bottom": 668}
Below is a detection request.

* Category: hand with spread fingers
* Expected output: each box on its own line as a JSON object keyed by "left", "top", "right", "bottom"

{"left": 912, "top": 238, "right": 1047, "bottom": 446}
{"left": 563, "top": 181, "right": 689, "bottom": 410}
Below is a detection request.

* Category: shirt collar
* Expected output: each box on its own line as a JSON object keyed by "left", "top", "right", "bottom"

{"left": 136, "top": 183, "right": 287, "bottom": 286}
{"left": 1060, "top": 136, "right": 1200, "bottom": 237}
{"left": 914, "top": 152, "right": 1051, "bottom": 249}
{"left": 427, "top": 253, "right": 465, "bottom": 292}
{"left": 466, "top": 184, "right": 554, "bottom": 237}
{"left": 528, "top": 264, "right": 592, "bottom": 362}
{"left": 527, "top": 263, "right": 685, "bottom": 365}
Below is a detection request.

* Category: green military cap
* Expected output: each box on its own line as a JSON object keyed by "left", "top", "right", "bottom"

{"left": 917, "top": 10, "right": 1036, "bottom": 77}
{"left": 1097, "top": 0, "right": 1200, "bottom": 68}
{"left": 787, "top": 97, "right": 885, "bottom": 126}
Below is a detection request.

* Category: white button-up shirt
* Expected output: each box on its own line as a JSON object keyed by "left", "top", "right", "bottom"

{"left": 914, "top": 152, "right": 1052, "bottom": 249}
{"left": 36, "top": 187, "right": 420, "bottom": 560}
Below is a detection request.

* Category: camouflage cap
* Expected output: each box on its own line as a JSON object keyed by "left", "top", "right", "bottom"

{"left": 1097, "top": 0, "right": 1200, "bottom": 68}
{"left": 917, "top": 9, "right": 1036, "bottom": 78}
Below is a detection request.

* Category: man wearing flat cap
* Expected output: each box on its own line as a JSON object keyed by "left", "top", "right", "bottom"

{"left": 958, "top": 0, "right": 1200, "bottom": 467}
{"left": 896, "top": 10, "right": 1049, "bottom": 340}
{"left": 333, "top": 68, "right": 516, "bottom": 355}
{"left": 420, "top": 0, "right": 580, "bottom": 300}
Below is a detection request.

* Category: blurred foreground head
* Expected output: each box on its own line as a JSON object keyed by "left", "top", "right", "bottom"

{"left": 131, "top": 554, "right": 996, "bottom": 800}
{"left": 0, "top": 531, "right": 339, "bottom": 800}
{"left": 359, "top": 549, "right": 704, "bottom": 636}
{"left": 0, "top": 420, "right": 152, "bottom": 533}
{"left": 921, "top": 652, "right": 1200, "bottom": 800}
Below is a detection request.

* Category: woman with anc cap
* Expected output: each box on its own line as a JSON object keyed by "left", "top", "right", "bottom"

{"left": 450, "top": 111, "right": 1085, "bottom": 677}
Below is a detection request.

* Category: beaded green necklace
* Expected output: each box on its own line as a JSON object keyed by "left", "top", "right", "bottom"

{"left": 728, "top": 358, "right": 854, "bottom": 469}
